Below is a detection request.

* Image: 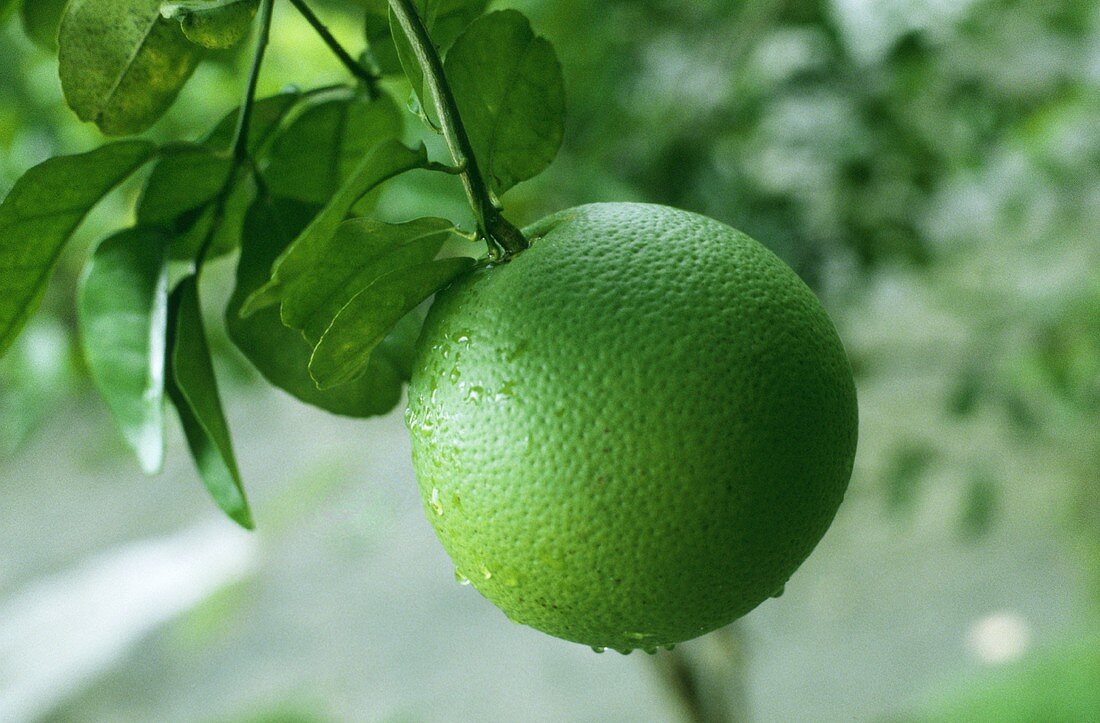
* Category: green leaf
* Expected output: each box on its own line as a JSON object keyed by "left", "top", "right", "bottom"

{"left": 21, "top": 0, "right": 69, "bottom": 50}
{"left": 136, "top": 91, "right": 300, "bottom": 241}
{"left": 241, "top": 139, "right": 431, "bottom": 316}
{"left": 362, "top": 1, "right": 401, "bottom": 75}
{"left": 959, "top": 470, "right": 998, "bottom": 541}
{"left": 884, "top": 444, "right": 935, "bottom": 516}
{"left": 226, "top": 196, "right": 421, "bottom": 417}
{"left": 137, "top": 143, "right": 233, "bottom": 225}
{"left": 59, "top": 0, "right": 203, "bottom": 136}
{"left": 78, "top": 227, "right": 170, "bottom": 474}
{"left": 0, "top": 319, "right": 77, "bottom": 458}
{"left": 161, "top": 0, "right": 258, "bottom": 50}
{"left": 204, "top": 89, "right": 304, "bottom": 151}
{"left": 310, "top": 256, "right": 474, "bottom": 389}
{"left": 263, "top": 91, "right": 403, "bottom": 205}
{"left": 445, "top": 9, "right": 565, "bottom": 195}
{"left": 281, "top": 216, "right": 454, "bottom": 344}
{"left": 390, "top": 0, "right": 487, "bottom": 127}
{"left": 423, "top": 0, "right": 489, "bottom": 49}
{"left": 0, "top": 140, "right": 157, "bottom": 359}
{"left": 168, "top": 275, "right": 254, "bottom": 529}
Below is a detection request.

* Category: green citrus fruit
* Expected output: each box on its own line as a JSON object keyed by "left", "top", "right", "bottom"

{"left": 406, "top": 202, "right": 857, "bottom": 652}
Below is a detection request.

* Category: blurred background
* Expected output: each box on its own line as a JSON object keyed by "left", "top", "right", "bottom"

{"left": 1, "top": 0, "right": 1098, "bottom": 720}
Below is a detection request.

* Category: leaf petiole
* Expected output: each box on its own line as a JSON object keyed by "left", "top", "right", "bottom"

{"left": 287, "top": 0, "right": 383, "bottom": 98}
{"left": 196, "top": 0, "right": 274, "bottom": 268}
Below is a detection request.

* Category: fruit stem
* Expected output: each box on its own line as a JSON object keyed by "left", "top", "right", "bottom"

{"left": 387, "top": 0, "right": 529, "bottom": 260}
{"left": 288, "top": 0, "right": 383, "bottom": 99}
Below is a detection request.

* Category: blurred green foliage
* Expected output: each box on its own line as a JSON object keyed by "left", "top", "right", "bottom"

{"left": 908, "top": 632, "right": 1100, "bottom": 722}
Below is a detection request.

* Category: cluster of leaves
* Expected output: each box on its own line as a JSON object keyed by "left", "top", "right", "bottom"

{"left": 0, "top": 0, "right": 565, "bottom": 526}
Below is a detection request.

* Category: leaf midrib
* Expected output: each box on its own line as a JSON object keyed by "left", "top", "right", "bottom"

{"left": 95, "top": 9, "right": 161, "bottom": 126}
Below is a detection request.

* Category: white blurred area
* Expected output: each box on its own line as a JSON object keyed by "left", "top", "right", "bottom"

{"left": 966, "top": 611, "right": 1032, "bottom": 664}
{"left": 0, "top": 523, "right": 256, "bottom": 721}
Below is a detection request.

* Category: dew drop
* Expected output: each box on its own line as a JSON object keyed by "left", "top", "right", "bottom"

{"left": 643, "top": 647, "right": 659, "bottom": 655}
{"left": 662, "top": 644, "right": 677, "bottom": 652}
{"left": 429, "top": 488, "right": 444, "bottom": 516}
{"left": 454, "top": 569, "right": 471, "bottom": 586}
{"left": 614, "top": 647, "right": 633, "bottom": 656}
{"left": 479, "top": 564, "right": 493, "bottom": 580}
{"left": 591, "top": 646, "right": 606, "bottom": 654}
{"left": 771, "top": 584, "right": 785, "bottom": 599}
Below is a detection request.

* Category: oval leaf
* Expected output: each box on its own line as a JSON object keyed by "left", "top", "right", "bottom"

{"left": 136, "top": 91, "right": 302, "bottom": 236}
{"left": 21, "top": 0, "right": 69, "bottom": 50}
{"left": 168, "top": 275, "right": 253, "bottom": 529}
{"left": 281, "top": 216, "right": 454, "bottom": 344}
{"left": 362, "top": 0, "right": 402, "bottom": 75}
{"left": 309, "top": 256, "right": 474, "bottom": 389}
{"left": 445, "top": 9, "right": 565, "bottom": 195}
{"left": 226, "top": 196, "right": 419, "bottom": 417}
{"left": 162, "top": 0, "right": 259, "bottom": 50}
{"left": 78, "top": 227, "right": 170, "bottom": 473}
{"left": 241, "top": 139, "right": 431, "bottom": 316}
{"left": 137, "top": 143, "right": 233, "bottom": 226}
{"left": 59, "top": 0, "right": 203, "bottom": 135}
{"left": 0, "top": 141, "right": 157, "bottom": 358}
{"left": 263, "top": 91, "right": 403, "bottom": 205}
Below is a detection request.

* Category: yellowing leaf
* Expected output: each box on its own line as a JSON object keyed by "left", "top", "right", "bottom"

{"left": 162, "top": 0, "right": 259, "bottom": 50}
{"left": 59, "top": 0, "right": 202, "bottom": 135}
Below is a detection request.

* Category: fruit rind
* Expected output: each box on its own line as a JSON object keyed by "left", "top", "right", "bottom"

{"left": 407, "top": 202, "right": 858, "bottom": 650}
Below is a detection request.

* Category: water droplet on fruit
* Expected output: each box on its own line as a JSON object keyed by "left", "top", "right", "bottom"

{"left": 662, "top": 644, "right": 677, "bottom": 652}
{"left": 449, "top": 367, "right": 460, "bottom": 383}
{"left": 479, "top": 564, "right": 493, "bottom": 580}
{"left": 454, "top": 569, "right": 470, "bottom": 585}
{"left": 591, "top": 646, "right": 606, "bottom": 654}
{"left": 614, "top": 647, "right": 633, "bottom": 655}
{"left": 506, "top": 340, "right": 528, "bottom": 361}
{"left": 771, "top": 584, "right": 785, "bottom": 598}
{"left": 643, "top": 647, "right": 659, "bottom": 655}
{"left": 464, "top": 385, "right": 485, "bottom": 403}
{"left": 492, "top": 380, "right": 516, "bottom": 402}
{"left": 538, "top": 552, "right": 563, "bottom": 570}
{"left": 429, "top": 488, "right": 444, "bottom": 516}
